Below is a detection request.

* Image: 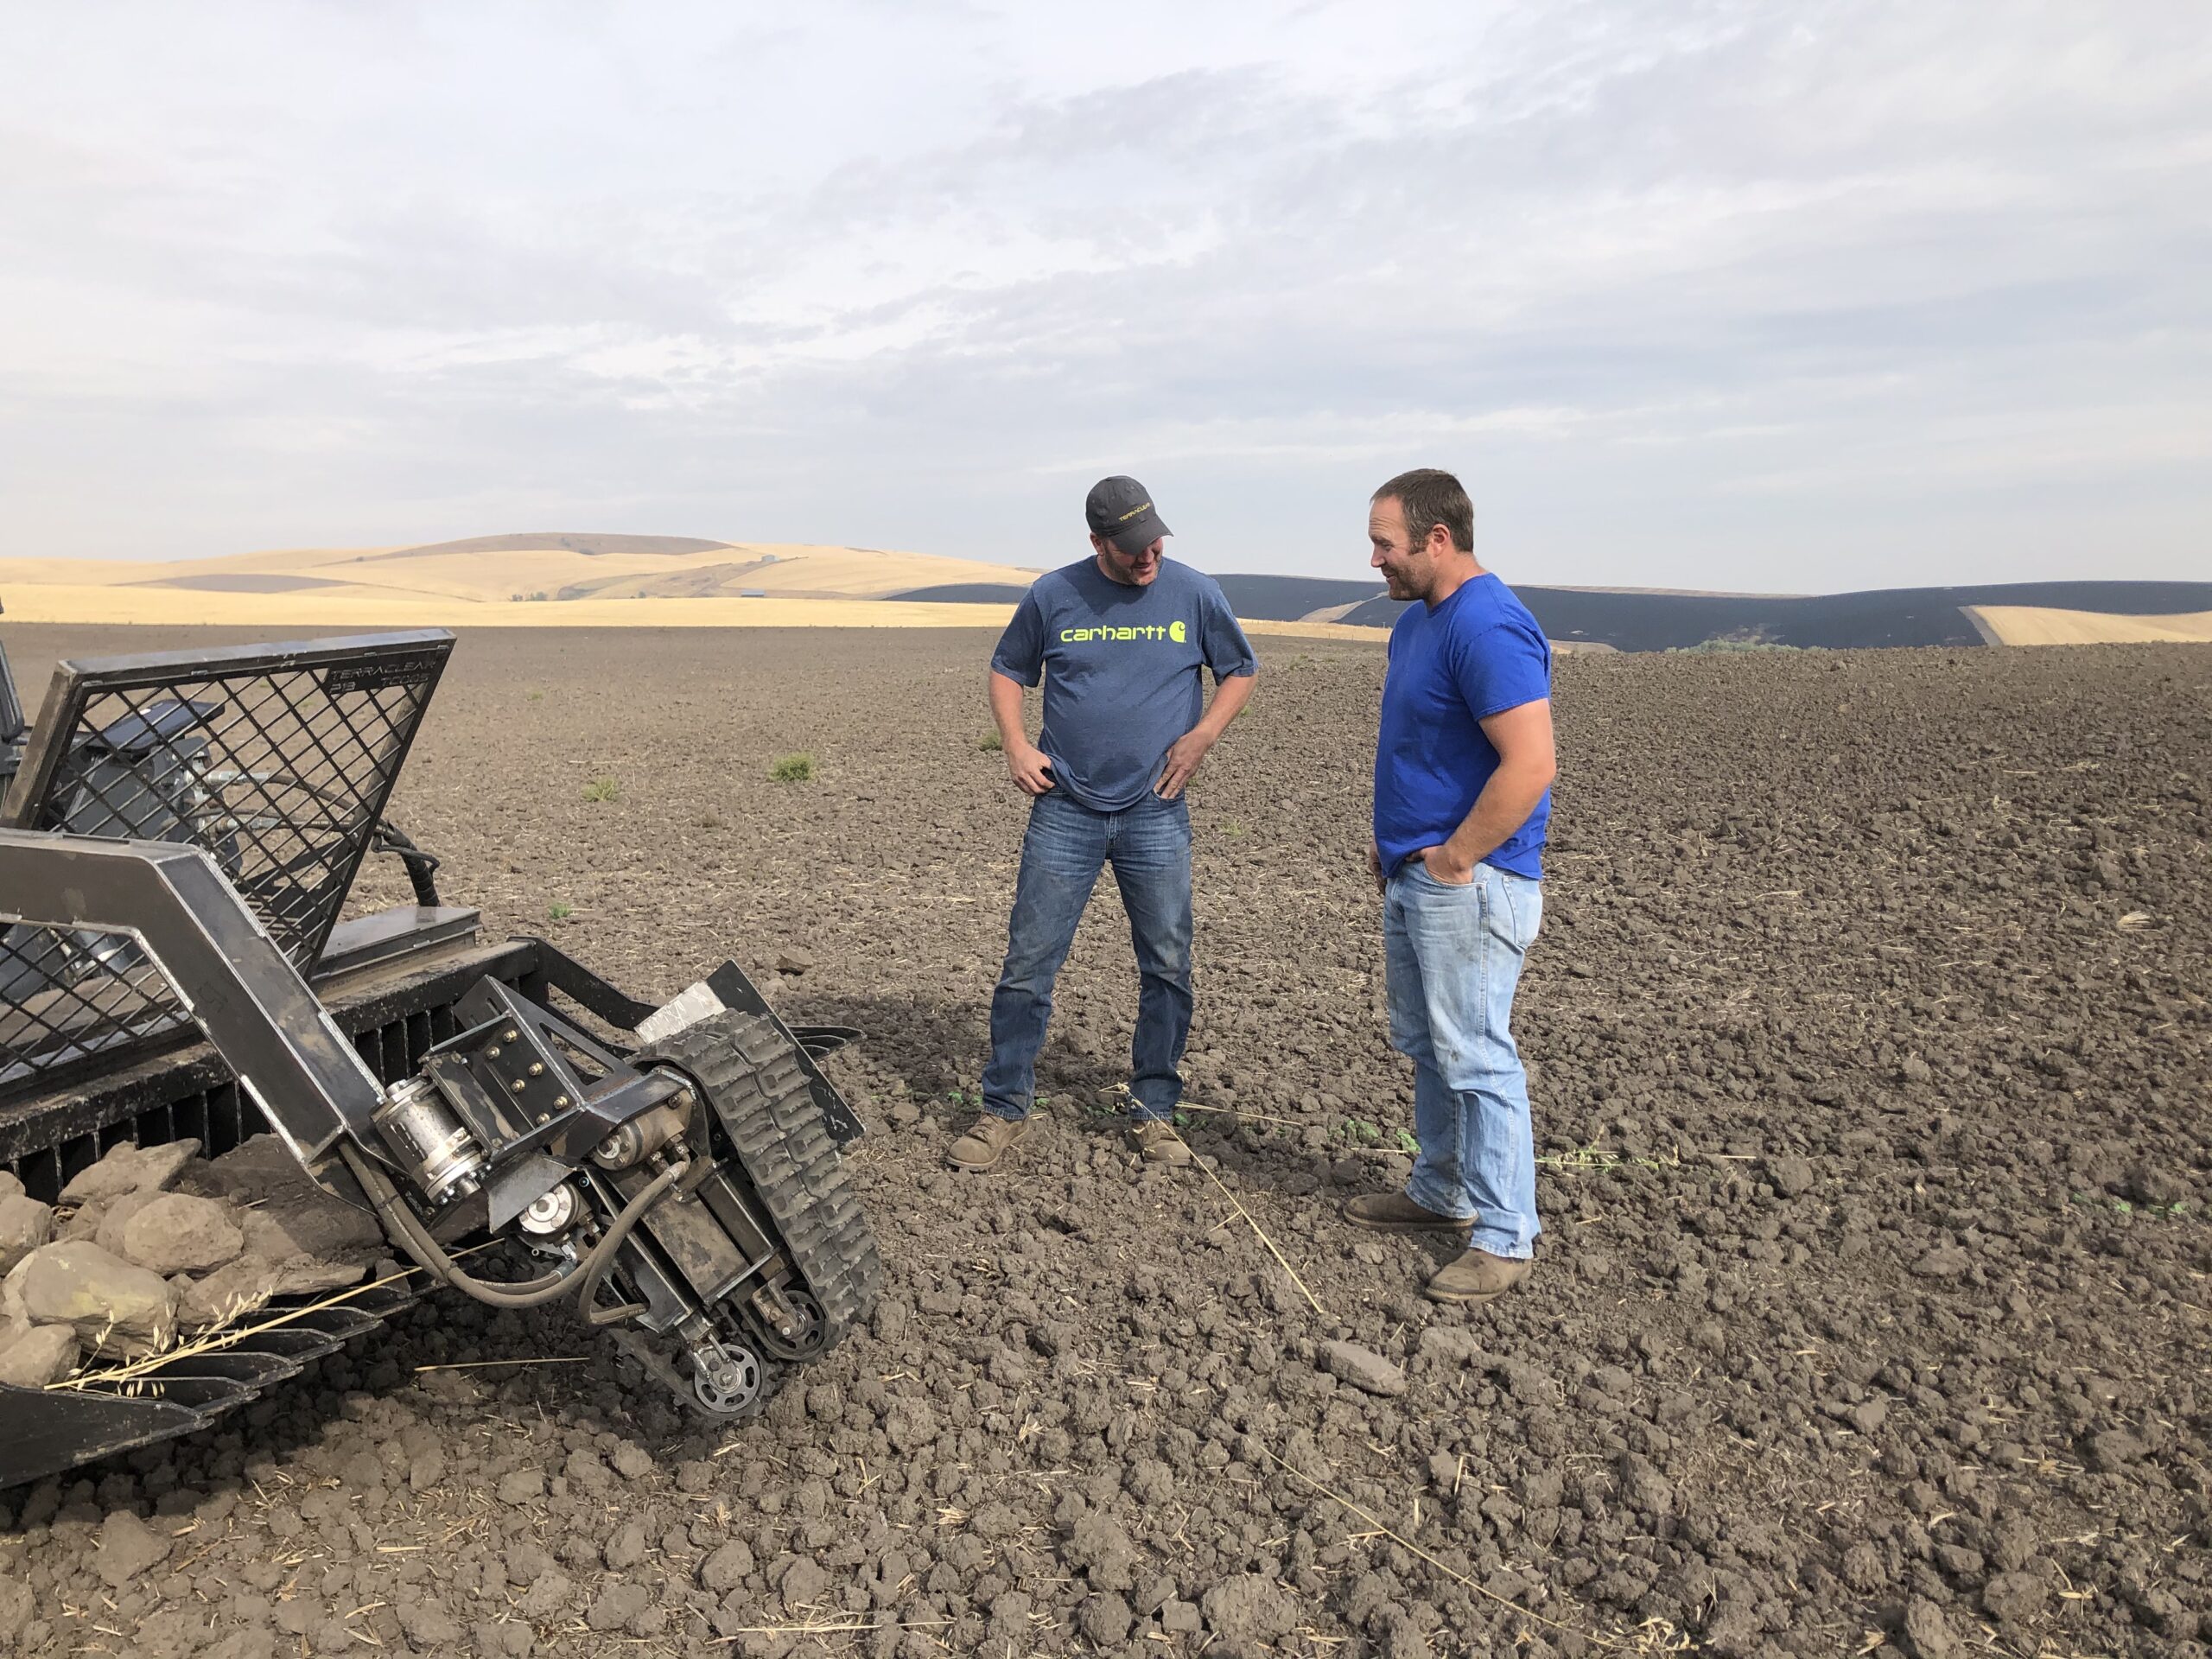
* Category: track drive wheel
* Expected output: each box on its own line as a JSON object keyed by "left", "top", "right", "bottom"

{"left": 638, "top": 1011, "right": 881, "bottom": 1357}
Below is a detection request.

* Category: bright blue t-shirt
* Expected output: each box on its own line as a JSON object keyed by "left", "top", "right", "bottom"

{"left": 1374, "top": 572, "right": 1552, "bottom": 880}
{"left": 992, "top": 557, "right": 1258, "bottom": 812}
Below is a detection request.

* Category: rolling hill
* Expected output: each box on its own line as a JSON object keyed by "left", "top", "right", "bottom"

{"left": 897, "top": 575, "right": 2212, "bottom": 651}
{"left": 3, "top": 536, "right": 2204, "bottom": 649}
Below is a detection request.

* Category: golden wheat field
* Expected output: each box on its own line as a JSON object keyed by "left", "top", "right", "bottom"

{"left": 1965, "top": 605, "right": 2212, "bottom": 646}
{"left": 0, "top": 537, "right": 1389, "bottom": 642}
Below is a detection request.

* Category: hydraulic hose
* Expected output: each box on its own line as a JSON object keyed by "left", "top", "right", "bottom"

{"left": 340, "top": 1141, "right": 687, "bottom": 1315}
{"left": 574, "top": 1161, "right": 690, "bottom": 1325}
{"left": 372, "top": 820, "right": 442, "bottom": 907}
{"left": 341, "top": 1142, "right": 579, "bottom": 1306}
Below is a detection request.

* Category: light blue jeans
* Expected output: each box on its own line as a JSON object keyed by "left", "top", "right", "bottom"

{"left": 982, "top": 791, "right": 1193, "bottom": 1122}
{"left": 1383, "top": 858, "right": 1544, "bottom": 1260}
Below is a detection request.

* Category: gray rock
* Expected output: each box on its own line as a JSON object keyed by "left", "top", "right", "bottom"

{"left": 96, "top": 1510, "right": 172, "bottom": 1587}
{"left": 92, "top": 1190, "right": 159, "bottom": 1259}
{"left": 61, "top": 1146, "right": 155, "bottom": 1205}
{"left": 609, "top": 1440, "right": 655, "bottom": 1479}
{"left": 0, "top": 1322, "right": 79, "bottom": 1387}
{"left": 121, "top": 1193, "right": 245, "bottom": 1276}
{"left": 216, "top": 1140, "right": 385, "bottom": 1262}
{"left": 0, "top": 1255, "right": 29, "bottom": 1325}
{"left": 0, "top": 1193, "right": 55, "bottom": 1274}
{"left": 132, "top": 1141, "right": 203, "bottom": 1193}
{"left": 776, "top": 949, "right": 815, "bottom": 976}
{"left": 18, "top": 1241, "right": 178, "bottom": 1357}
{"left": 270, "top": 1256, "right": 367, "bottom": 1295}
{"left": 1320, "top": 1339, "right": 1408, "bottom": 1397}
{"left": 60, "top": 1140, "right": 201, "bottom": 1205}
{"left": 0, "top": 1171, "right": 22, "bottom": 1201}
{"left": 178, "top": 1257, "right": 285, "bottom": 1330}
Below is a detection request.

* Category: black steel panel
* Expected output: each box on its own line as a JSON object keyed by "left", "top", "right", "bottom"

{"left": 0, "top": 836, "right": 389, "bottom": 1171}
{"left": 1, "top": 936, "right": 543, "bottom": 1200}
{"left": 2, "top": 631, "right": 454, "bottom": 974}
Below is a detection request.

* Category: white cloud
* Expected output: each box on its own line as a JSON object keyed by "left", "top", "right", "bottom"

{"left": 0, "top": 0, "right": 2205, "bottom": 588}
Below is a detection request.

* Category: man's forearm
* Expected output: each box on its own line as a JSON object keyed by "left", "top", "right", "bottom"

{"left": 1193, "top": 671, "right": 1256, "bottom": 742}
{"left": 1442, "top": 760, "right": 1554, "bottom": 865}
{"left": 988, "top": 671, "right": 1030, "bottom": 747}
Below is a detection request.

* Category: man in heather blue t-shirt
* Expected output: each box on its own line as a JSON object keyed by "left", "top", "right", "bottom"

{"left": 1345, "top": 467, "right": 1557, "bottom": 1306}
{"left": 946, "top": 476, "right": 1258, "bottom": 1174}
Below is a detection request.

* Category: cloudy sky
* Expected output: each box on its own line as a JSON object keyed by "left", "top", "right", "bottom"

{"left": 3, "top": 2, "right": 2206, "bottom": 589}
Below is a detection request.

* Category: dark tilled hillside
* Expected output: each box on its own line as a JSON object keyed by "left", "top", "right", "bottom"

{"left": 897, "top": 576, "right": 2212, "bottom": 652}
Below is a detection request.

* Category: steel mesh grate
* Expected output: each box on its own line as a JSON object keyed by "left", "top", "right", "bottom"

{"left": 0, "top": 919, "right": 192, "bottom": 1092}
{"left": 5, "top": 635, "right": 449, "bottom": 973}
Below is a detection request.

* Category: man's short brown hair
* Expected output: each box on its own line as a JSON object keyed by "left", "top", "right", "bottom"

{"left": 1373, "top": 468, "right": 1473, "bottom": 554}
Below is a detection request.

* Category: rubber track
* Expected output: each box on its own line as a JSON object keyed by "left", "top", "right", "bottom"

{"left": 640, "top": 1011, "right": 882, "bottom": 1352}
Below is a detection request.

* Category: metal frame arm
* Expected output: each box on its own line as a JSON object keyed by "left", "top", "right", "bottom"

{"left": 0, "top": 831, "right": 387, "bottom": 1176}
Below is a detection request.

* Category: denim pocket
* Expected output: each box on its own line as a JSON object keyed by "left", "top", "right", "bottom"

{"left": 1409, "top": 857, "right": 1477, "bottom": 892}
{"left": 1489, "top": 870, "right": 1542, "bottom": 951}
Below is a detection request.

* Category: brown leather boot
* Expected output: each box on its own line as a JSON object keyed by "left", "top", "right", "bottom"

{"left": 1128, "top": 1121, "right": 1192, "bottom": 1166}
{"left": 946, "top": 1113, "right": 1032, "bottom": 1172}
{"left": 1340, "top": 1192, "right": 1474, "bottom": 1236}
{"left": 1424, "top": 1249, "right": 1532, "bottom": 1305}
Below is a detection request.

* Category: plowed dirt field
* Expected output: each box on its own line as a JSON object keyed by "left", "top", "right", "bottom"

{"left": 3, "top": 626, "right": 2208, "bottom": 1659}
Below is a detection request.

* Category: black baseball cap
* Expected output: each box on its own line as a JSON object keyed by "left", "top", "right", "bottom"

{"left": 1084, "top": 475, "right": 1171, "bottom": 555}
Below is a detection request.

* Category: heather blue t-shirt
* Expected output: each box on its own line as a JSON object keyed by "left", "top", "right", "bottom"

{"left": 1374, "top": 572, "right": 1552, "bottom": 880}
{"left": 991, "top": 557, "right": 1257, "bottom": 812}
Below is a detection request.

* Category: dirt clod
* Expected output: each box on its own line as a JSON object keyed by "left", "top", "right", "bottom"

{"left": 94, "top": 1510, "right": 170, "bottom": 1587}
{"left": 1202, "top": 1573, "right": 1300, "bottom": 1641}
{"left": 1319, "top": 1338, "right": 1406, "bottom": 1396}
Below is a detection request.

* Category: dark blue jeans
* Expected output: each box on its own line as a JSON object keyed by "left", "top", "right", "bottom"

{"left": 982, "top": 791, "right": 1193, "bottom": 1122}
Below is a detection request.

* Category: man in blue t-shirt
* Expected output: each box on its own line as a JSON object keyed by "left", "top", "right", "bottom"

{"left": 1346, "top": 467, "right": 1556, "bottom": 1306}
{"left": 948, "top": 476, "right": 1259, "bottom": 1173}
